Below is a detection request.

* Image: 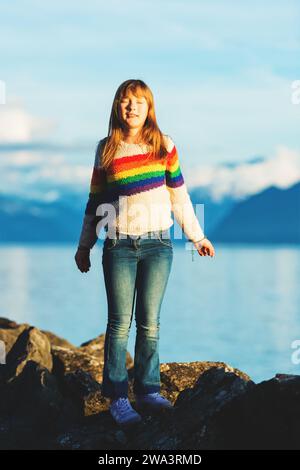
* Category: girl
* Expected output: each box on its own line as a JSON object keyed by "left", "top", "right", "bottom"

{"left": 75, "top": 79, "right": 215, "bottom": 427}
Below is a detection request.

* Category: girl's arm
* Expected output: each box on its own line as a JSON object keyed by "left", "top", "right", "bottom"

{"left": 78, "top": 141, "right": 107, "bottom": 250}
{"left": 165, "top": 136, "right": 206, "bottom": 244}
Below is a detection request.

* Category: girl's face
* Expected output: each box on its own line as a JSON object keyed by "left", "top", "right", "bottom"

{"left": 118, "top": 92, "right": 149, "bottom": 132}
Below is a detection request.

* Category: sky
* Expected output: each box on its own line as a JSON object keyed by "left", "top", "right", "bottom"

{"left": 0, "top": 0, "right": 300, "bottom": 199}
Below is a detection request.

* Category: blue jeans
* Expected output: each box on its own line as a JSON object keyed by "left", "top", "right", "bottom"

{"left": 101, "top": 228, "right": 173, "bottom": 399}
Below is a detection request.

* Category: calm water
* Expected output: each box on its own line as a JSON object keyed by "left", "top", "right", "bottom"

{"left": 0, "top": 243, "right": 299, "bottom": 384}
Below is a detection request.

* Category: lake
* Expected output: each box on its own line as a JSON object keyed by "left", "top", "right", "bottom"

{"left": 0, "top": 243, "right": 299, "bottom": 384}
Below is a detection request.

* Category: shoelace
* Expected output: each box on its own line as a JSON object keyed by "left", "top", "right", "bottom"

{"left": 114, "top": 398, "right": 132, "bottom": 412}
{"left": 139, "top": 392, "right": 166, "bottom": 400}
{"left": 153, "top": 393, "right": 168, "bottom": 401}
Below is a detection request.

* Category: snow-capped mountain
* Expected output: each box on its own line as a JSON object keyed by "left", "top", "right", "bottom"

{"left": 0, "top": 143, "right": 299, "bottom": 244}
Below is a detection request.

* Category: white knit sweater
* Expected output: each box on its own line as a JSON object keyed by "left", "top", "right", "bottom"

{"left": 78, "top": 134, "right": 205, "bottom": 248}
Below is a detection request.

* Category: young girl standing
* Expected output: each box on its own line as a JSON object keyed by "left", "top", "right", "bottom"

{"left": 75, "top": 79, "right": 215, "bottom": 426}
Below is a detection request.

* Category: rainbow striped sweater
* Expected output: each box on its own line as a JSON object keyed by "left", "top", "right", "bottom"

{"left": 78, "top": 134, "right": 205, "bottom": 248}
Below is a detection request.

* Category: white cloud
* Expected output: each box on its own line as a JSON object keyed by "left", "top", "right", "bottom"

{"left": 186, "top": 146, "right": 300, "bottom": 201}
{"left": 1, "top": 142, "right": 300, "bottom": 206}
{"left": 0, "top": 98, "right": 57, "bottom": 142}
{"left": 0, "top": 148, "right": 91, "bottom": 198}
{"left": 1, "top": 151, "right": 44, "bottom": 166}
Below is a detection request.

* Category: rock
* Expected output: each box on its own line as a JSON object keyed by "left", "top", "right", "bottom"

{"left": 41, "top": 330, "right": 76, "bottom": 349}
{"left": 0, "top": 317, "right": 76, "bottom": 354}
{"left": 79, "top": 334, "right": 133, "bottom": 370}
{"left": 61, "top": 369, "right": 106, "bottom": 417}
{"left": 0, "top": 317, "right": 20, "bottom": 329}
{"left": 0, "top": 360, "right": 75, "bottom": 449}
{"left": 159, "top": 361, "right": 252, "bottom": 404}
{"left": 52, "top": 345, "right": 103, "bottom": 384}
{"left": 1, "top": 317, "right": 300, "bottom": 450}
{"left": 52, "top": 336, "right": 133, "bottom": 385}
{"left": 0, "top": 318, "right": 31, "bottom": 355}
{"left": 79, "top": 334, "right": 106, "bottom": 357}
{"left": 3, "top": 327, "right": 53, "bottom": 382}
{"left": 54, "top": 422, "right": 127, "bottom": 450}
{"left": 126, "top": 365, "right": 255, "bottom": 450}
{"left": 200, "top": 372, "right": 300, "bottom": 450}
{"left": 3, "top": 361, "right": 63, "bottom": 420}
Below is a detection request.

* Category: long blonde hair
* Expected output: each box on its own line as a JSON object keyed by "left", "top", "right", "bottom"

{"left": 97, "top": 79, "right": 169, "bottom": 170}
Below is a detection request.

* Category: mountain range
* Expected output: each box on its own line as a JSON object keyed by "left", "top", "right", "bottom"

{"left": 0, "top": 181, "right": 299, "bottom": 244}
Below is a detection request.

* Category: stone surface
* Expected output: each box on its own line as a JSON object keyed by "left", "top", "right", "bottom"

{"left": 0, "top": 318, "right": 300, "bottom": 450}
{"left": 3, "top": 326, "right": 53, "bottom": 382}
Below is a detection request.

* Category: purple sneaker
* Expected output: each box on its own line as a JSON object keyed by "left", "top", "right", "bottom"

{"left": 135, "top": 392, "right": 173, "bottom": 411}
{"left": 109, "top": 397, "right": 142, "bottom": 426}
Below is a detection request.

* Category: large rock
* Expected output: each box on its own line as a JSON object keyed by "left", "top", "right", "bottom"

{"left": 159, "top": 361, "right": 252, "bottom": 404}
{"left": 125, "top": 365, "right": 255, "bottom": 450}
{"left": 79, "top": 335, "right": 106, "bottom": 357}
{"left": 200, "top": 372, "right": 300, "bottom": 449}
{"left": 0, "top": 317, "right": 75, "bottom": 354}
{"left": 61, "top": 369, "right": 105, "bottom": 417}
{"left": 0, "top": 317, "right": 31, "bottom": 355}
{"left": 79, "top": 334, "right": 134, "bottom": 371}
{"left": 52, "top": 335, "right": 133, "bottom": 385}
{"left": 41, "top": 330, "right": 76, "bottom": 349}
{"left": 0, "top": 360, "right": 75, "bottom": 449}
{"left": 1, "top": 318, "right": 300, "bottom": 450}
{"left": 3, "top": 326, "right": 53, "bottom": 382}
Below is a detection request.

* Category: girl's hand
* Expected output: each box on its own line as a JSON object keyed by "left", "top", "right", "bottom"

{"left": 75, "top": 246, "right": 91, "bottom": 272}
{"left": 193, "top": 238, "right": 215, "bottom": 257}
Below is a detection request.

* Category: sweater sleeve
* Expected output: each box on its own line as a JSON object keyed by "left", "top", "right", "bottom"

{"left": 78, "top": 140, "right": 108, "bottom": 249}
{"left": 165, "top": 136, "right": 205, "bottom": 243}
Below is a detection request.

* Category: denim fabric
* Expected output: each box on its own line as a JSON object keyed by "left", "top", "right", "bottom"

{"left": 101, "top": 228, "right": 173, "bottom": 399}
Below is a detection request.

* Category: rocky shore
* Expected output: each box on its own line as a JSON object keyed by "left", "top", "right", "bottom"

{"left": 0, "top": 317, "right": 299, "bottom": 450}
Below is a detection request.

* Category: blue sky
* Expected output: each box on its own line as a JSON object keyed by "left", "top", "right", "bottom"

{"left": 0, "top": 0, "right": 299, "bottom": 190}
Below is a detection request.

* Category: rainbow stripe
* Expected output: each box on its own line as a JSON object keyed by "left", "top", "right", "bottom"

{"left": 165, "top": 145, "right": 185, "bottom": 188}
{"left": 85, "top": 143, "right": 184, "bottom": 215}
